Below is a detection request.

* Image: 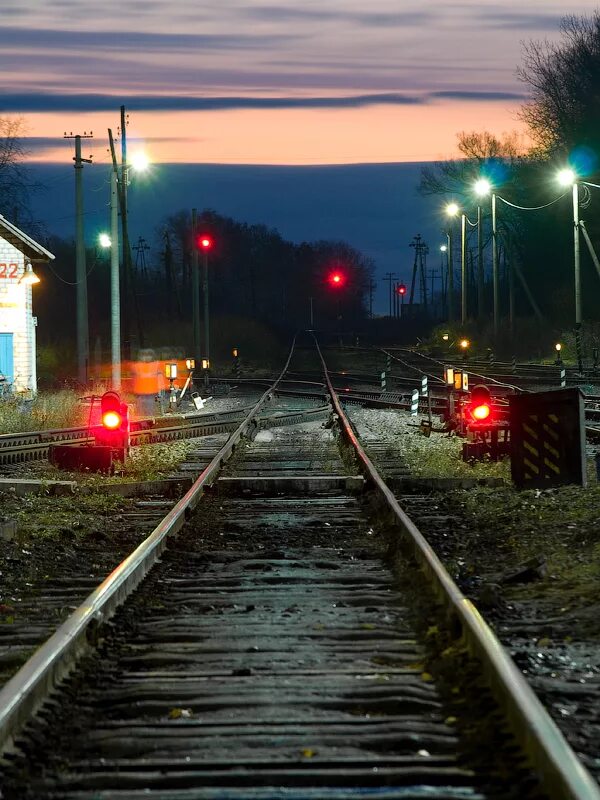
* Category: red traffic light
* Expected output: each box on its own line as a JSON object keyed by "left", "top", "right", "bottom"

{"left": 197, "top": 235, "right": 213, "bottom": 250}
{"left": 100, "top": 391, "right": 123, "bottom": 430}
{"left": 328, "top": 271, "right": 345, "bottom": 288}
{"left": 96, "top": 391, "right": 130, "bottom": 458}
{"left": 468, "top": 384, "right": 492, "bottom": 423}
{"left": 397, "top": 283, "right": 407, "bottom": 295}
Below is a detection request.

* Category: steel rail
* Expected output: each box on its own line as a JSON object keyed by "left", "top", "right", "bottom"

{"left": 0, "top": 401, "right": 331, "bottom": 466}
{"left": 314, "top": 338, "right": 600, "bottom": 800}
{"left": 0, "top": 337, "right": 300, "bottom": 757}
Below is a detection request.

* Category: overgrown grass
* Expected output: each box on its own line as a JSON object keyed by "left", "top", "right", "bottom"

{"left": 0, "top": 391, "right": 87, "bottom": 434}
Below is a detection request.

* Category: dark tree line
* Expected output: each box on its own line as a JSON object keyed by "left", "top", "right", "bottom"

{"left": 29, "top": 210, "right": 373, "bottom": 369}
{"left": 146, "top": 209, "right": 373, "bottom": 333}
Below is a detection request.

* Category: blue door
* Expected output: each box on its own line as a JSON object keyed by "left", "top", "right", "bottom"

{"left": 0, "top": 333, "right": 14, "bottom": 387}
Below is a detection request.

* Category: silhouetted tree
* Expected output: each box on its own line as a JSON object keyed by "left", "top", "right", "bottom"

{"left": 518, "top": 12, "right": 600, "bottom": 157}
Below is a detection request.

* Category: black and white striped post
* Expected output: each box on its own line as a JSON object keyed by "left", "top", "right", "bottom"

{"left": 411, "top": 389, "right": 420, "bottom": 415}
{"left": 560, "top": 368, "right": 566, "bottom": 388}
{"left": 380, "top": 371, "right": 386, "bottom": 392}
{"left": 421, "top": 376, "right": 428, "bottom": 396}
{"left": 511, "top": 357, "right": 517, "bottom": 374}
{"left": 386, "top": 354, "right": 391, "bottom": 372}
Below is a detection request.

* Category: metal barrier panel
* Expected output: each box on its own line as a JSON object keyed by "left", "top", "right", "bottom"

{"left": 509, "top": 388, "right": 587, "bottom": 489}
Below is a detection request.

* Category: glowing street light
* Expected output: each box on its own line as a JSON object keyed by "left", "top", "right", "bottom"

{"left": 459, "top": 338, "right": 470, "bottom": 350}
{"left": 557, "top": 168, "right": 576, "bottom": 187}
{"left": 474, "top": 178, "right": 491, "bottom": 197}
{"left": 99, "top": 232, "right": 111, "bottom": 249}
{"left": 130, "top": 151, "right": 150, "bottom": 173}
{"left": 555, "top": 342, "right": 563, "bottom": 365}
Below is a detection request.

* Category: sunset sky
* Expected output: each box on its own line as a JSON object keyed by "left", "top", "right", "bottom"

{"left": 2, "top": 0, "right": 599, "bottom": 166}
{"left": 4, "top": 1, "right": 599, "bottom": 312}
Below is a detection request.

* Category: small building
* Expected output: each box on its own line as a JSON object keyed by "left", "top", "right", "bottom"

{"left": 0, "top": 215, "right": 55, "bottom": 395}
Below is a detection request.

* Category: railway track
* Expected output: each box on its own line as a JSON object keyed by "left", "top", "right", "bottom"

{"left": 0, "top": 336, "right": 599, "bottom": 799}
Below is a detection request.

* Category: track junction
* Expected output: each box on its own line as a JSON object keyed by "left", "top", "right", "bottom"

{"left": 0, "top": 336, "right": 599, "bottom": 799}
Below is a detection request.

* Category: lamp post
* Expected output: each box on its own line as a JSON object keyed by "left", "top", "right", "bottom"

{"left": 474, "top": 178, "right": 491, "bottom": 324}
{"left": 444, "top": 203, "right": 459, "bottom": 322}
{"left": 439, "top": 244, "right": 448, "bottom": 310}
{"left": 109, "top": 167, "right": 120, "bottom": 389}
{"left": 460, "top": 211, "right": 467, "bottom": 324}
{"left": 557, "top": 168, "right": 583, "bottom": 372}
{"left": 445, "top": 203, "right": 467, "bottom": 323}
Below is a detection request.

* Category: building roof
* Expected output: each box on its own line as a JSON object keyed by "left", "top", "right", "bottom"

{"left": 0, "top": 215, "right": 55, "bottom": 262}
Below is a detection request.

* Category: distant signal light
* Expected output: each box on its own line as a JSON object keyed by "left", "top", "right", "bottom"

{"left": 328, "top": 271, "right": 345, "bottom": 288}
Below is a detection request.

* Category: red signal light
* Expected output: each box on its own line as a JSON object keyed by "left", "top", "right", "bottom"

{"left": 397, "top": 283, "right": 407, "bottom": 295}
{"left": 472, "top": 403, "right": 491, "bottom": 421}
{"left": 328, "top": 271, "right": 345, "bottom": 288}
{"left": 102, "top": 410, "right": 122, "bottom": 430}
{"left": 467, "top": 385, "right": 493, "bottom": 424}
{"left": 197, "top": 235, "right": 213, "bottom": 250}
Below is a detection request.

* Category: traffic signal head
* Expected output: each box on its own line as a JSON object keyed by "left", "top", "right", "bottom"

{"left": 95, "top": 391, "right": 131, "bottom": 460}
{"left": 397, "top": 283, "right": 407, "bottom": 295}
{"left": 468, "top": 384, "right": 492, "bottom": 423}
{"left": 100, "top": 391, "right": 123, "bottom": 430}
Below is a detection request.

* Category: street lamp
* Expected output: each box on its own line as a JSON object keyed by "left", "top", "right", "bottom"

{"left": 555, "top": 342, "right": 563, "bottom": 365}
{"left": 445, "top": 203, "right": 467, "bottom": 324}
{"left": 444, "top": 203, "right": 459, "bottom": 322}
{"left": 102, "top": 163, "right": 122, "bottom": 390}
{"left": 474, "top": 178, "right": 491, "bottom": 324}
{"left": 557, "top": 168, "right": 582, "bottom": 372}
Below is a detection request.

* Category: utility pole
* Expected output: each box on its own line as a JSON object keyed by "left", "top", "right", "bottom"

{"left": 384, "top": 272, "right": 396, "bottom": 317}
{"left": 110, "top": 168, "right": 120, "bottom": 389}
{"left": 116, "top": 107, "right": 142, "bottom": 353}
{"left": 409, "top": 235, "right": 429, "bottom": 311}
{"left": 64, "top": 131, "right": 93, "bottom": 385}
{"left": 133, "top": 237, "right": 150, "bottom": 278}
{"left": 477, "top": 204, "right": 484, "bottom": 322}
{"left": 368, "top": 278, "right": 375, "bottom": 318}
{"left": 108, "top": 127, "right": 143, "bottom": 351}
{"left": 428, "top": 268, "right": 437, "bottom": 317}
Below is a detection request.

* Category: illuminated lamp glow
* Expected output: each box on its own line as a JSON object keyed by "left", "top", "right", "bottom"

{"left": 474, "top": 178, "right": 491, "bottom": 196}
{"left": 557, "top": 168, "right": 576, "bottom": 187}
{"left": 472, "top": 403, "right": 491, "bottom": 421}
{"left": 102, "top": 410, "right": 121, "bottom": 430}
{"left": 130, "top": 151, "right": 150, "bottom": 172}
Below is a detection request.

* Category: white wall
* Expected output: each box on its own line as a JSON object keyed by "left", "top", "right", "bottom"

{"left": 0, "top": 241, "right": 34, "bottom": 394}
